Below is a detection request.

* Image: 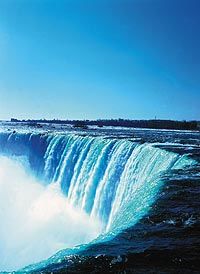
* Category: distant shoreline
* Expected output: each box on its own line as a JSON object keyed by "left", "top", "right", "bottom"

{"left": 9, "top": 118, "right": 199, "bottom": 131}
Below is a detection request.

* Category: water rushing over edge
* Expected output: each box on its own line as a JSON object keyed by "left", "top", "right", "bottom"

{"left": 0, "top": 131, "right": 197, "bottom": 271}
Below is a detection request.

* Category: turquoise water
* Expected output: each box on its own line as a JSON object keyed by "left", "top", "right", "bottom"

{"left": 0, "top": 130, "right": 199, "bottom": 272}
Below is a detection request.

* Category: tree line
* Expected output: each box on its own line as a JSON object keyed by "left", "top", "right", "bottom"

{"left": 10, "top": 118, "right": 198, "bottom": 130}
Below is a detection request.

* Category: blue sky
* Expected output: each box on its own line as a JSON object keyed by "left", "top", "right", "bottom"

{"left": 0, "top": 0, "right": 199, "bottom": 120}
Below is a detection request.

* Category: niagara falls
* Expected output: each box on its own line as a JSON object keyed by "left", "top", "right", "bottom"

{"left": 0, "top": 0, "right": 200, "bottom": 273}
{"left": 0, "top": 125, "right": 199, "bottom": 273}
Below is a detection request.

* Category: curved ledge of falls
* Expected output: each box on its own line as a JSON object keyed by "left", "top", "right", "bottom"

{"left": 0, "top": 132, "right": 197, "bottom": 272}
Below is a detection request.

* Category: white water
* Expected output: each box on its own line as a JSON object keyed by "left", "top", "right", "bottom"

{"left": 0, "top": 132, "right": 197, "bottom": 271}
{"left": 0, "top": 156, "right": 101, "bottom": 271}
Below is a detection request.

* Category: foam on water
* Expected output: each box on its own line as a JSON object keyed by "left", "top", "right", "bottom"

{"left": 0, "top": 156, "right": 101, "bottom": 271}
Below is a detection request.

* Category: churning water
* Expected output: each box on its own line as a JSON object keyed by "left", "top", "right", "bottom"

{"left": 0, "top": 127, "right": 199, "bottom": 272}
{"left": 0, "top": 156, "right": 100, "bottom": 271}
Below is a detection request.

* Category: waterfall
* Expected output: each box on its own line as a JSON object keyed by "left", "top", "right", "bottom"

{"left": 0, "top": 131, "right": 196, "bottom": 234}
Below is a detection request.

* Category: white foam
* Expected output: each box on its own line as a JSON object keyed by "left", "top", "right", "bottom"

{"left": 0, "top": 156, "right": 101, "bottom": 271}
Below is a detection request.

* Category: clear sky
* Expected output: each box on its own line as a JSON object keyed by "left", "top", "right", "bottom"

{"left": 0, "top": 0, "right": 199, "bottom": 121}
